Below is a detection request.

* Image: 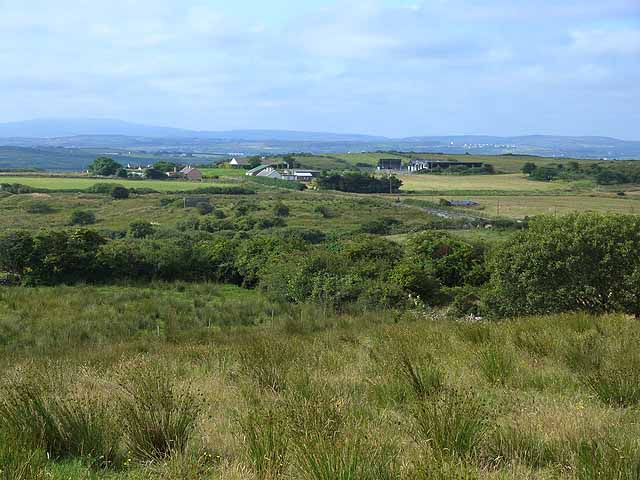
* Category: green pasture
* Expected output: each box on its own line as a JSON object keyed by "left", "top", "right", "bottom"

{"left": 0, "top": 175, "right": 236, "bottom": 192}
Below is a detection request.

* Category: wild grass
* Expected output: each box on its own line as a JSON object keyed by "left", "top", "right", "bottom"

{"left": 0, "top": 288, "right": 638, "bottom": 478}
{"left": 478, "top": 344, "right": 516, "bottom": 385}
{"left": 119, "top": 368, "right": 202, "bottom": 462}
{"left": 0, "top": 375, "right": 120, "bottom": 468}
{"left": 239, "top": 408, "right": 289, "bottom": 479}
{"left": 412, "top": 390, "right": 488, "bottom": 459}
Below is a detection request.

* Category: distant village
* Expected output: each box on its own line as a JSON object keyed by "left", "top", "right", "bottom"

{"left": 122, "top": 156, "right": 488, "bottom": 184}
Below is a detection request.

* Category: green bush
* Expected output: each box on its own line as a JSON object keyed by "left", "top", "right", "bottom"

{"left": 110, "top": 186, "right": 129, "bottom": 199}
{"left": 196, "top": 202, "right": 213, "bottom": 215}
{"left": 23, "top": 201, "right": 55, "bottom": 214}
{"left": 487, "top": 213, "right": 640, "bottom": 317}
{"left": 129, "top": 221, "right": 155, "bottom": 239}
{"left": 69, "top": 210, "right": 96, "bottom": 225}
{"left": 273, "top": 202, "right": 290, "bottom": 217}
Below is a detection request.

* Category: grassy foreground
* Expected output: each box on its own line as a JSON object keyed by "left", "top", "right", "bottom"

{"left": 0, "top": 284, "right": 638, "bottom": 479}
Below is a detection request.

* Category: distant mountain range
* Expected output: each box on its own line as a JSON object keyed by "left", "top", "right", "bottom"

{"left": 0, "top": 118, "right": 639, "bottom": 161}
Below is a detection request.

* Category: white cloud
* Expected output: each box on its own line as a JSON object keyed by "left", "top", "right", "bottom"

{"left": 570, "top": 28, "right": 640, "bottom": 56}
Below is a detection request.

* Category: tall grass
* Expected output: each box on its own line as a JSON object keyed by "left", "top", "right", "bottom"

{"left": 240, "top": 409, "right": 289, "bottom": 479}
{"left": 478, "top": 344, "right": 516, "bottom": 385}
{"left": 484, "top": 426, "right": 561, "bottom": 469}
{"left": 0, "top": 435, "right": 46, "bottom": 480}
{"left": 586, "top": 367, "right": 640, "bottom": 407}
{"left": 413, "top": 390, "right": 487, "bottom": 459}
{"left": 398, "top": 354, "right": 444, "bottom": 400}
{"left": 295, "top": 438, "right": 399, "bottom": 480}
{"left": 119, "top": 370, "right": 202, "bottom": 462}
{"left": 0, "top": 377, "right": 120, "bottom": 467}
{"left": 575, "top": 439, "right": 640, "bottom": 480}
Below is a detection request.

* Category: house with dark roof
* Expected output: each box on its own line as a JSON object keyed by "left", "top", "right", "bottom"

{"left": 377, "top": 158, "right": 403, "bottom": 171}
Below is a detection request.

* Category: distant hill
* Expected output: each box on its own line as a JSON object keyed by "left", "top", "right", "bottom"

{"left": 0, "top": 118, "right": 384, "bottom": 142}
{"left": 0, "top": 118, "right": 639, "bottom": 161}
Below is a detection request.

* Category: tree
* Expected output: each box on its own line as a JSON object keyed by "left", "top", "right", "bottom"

{"left": 487, "top": 213, "right": 640, "bottom": 317}
{"left": 144, "top": 167, "right": 166, "bottom": 179}
{"left": 88, "top": 157, "right": 122, "bottom": 176}
{"left": 522, "top": 162, "right": 537, "bottom": 175}
{"left": 116, "top": 168, "right": 129, "bottom": 178}
{"left": 111, "top": 186, "right": 130, "bottom": 199}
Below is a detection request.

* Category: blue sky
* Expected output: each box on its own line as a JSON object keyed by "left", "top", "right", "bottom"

{"left": 1, "top": 0, "right": 639, "bottom": 138}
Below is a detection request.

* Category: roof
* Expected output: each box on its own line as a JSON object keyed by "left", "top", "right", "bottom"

{"left": 246, "top": 164, "right": 273, "bottom": 176}
{"left": 229, "top": 157, "right": 248, "bottom": 165}
{"left": 295, "top": 172, "right": 314, "bottom": 178}
{"left": 449, "top": 200, "right": 479, "bottom": 206}
{"left": 180, "top": 166, "right": 200, "bottom": 174}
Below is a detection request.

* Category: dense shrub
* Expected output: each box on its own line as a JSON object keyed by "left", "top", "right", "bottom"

{"left": 111, "top": 186, "right": 130, "bottom": 199}
{"left": 317, "top": 172, "right": 402, "bottom": 193}
{"left": 23, "top": 200, "right": 55, "bottom": 214}
{"left": 129, "top": 221, "right": 155, "bottom": 239}
{"left": 273, "top": 202, "right": 290, "bottom": 217}
{"left": 487, "top": 213, "right": 640, "bottom": 317}
{"left": 69, "top": 210, "right": 96, "bottom": 226}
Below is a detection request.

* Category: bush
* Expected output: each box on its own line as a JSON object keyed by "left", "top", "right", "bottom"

{"left": 129, "top": 221, "right": 155, "bottom": 239}
{"left": 360, "top": 217, "right": 401, "bottom": 235}
{"left": 317, "top": 172, "right": 402, "bottom": 193}
{"left": 110, "top": 186, "right": 129, "bottom": 199}
{"left": 487, "top": 213, "right": 640, "bottom": 317}
{"left": 86, "top": 183, "right": 121, "bottom": 194}
{"left": 196, "top": 202, "right": 213, "bottom": 215}
{"left": 69, "top": 210, "right": 96, "bottom": 225}
{"left": 273, "top": 202, "right": 290, "bottom": 217}
{"left": 314, "top": 205, "right": 334, "bottom": 218}
{"left": 23, "top": 201, "right": 55, "bottom": 214}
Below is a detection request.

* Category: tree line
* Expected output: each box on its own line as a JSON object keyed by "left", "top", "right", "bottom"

{"left": 0, "top": 213, "right": 638, "bottom": 318}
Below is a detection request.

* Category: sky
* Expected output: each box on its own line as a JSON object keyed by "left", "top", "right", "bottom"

{"left": 1, "top": 0, "right": 639, "bottom": 139}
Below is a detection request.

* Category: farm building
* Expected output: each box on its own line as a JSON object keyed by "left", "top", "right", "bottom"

{"left": 377, "top": 158, "right": 403, "bottom": 171}
{"left": 179, "top": 166, "right": 203, "bottom": 181}
{"left": 282, "top": 169, "right": 320, "bottom": 182}
{"left": 408, "top": 160, "right": 484, "bottom": 172}
{"left": 246, "top": 164, "right": 277, "bottom": 176}
{"left": 447, "top": 199, "right": 479, "bottom": 207}
{"left": 228, "top": 157, "right": 248, "bottom": 167}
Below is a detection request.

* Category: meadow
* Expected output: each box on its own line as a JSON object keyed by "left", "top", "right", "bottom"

{"left": 1, "top": 285, "right": 639, "bottom": 479}
{"left": 0, "top": 175, "right": 236, "bottom": 192}
{"left": 1, "top": 156, "right": 640, "bottom": 478}
{"left": 398, "top": 173, "right": 569, "bottom": 194}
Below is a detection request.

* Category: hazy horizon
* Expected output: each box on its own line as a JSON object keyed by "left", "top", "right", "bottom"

{"left": 3, "top": 1, "right": 639, "bottom": 139}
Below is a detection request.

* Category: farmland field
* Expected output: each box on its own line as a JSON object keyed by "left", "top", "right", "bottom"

{"left": 199, "top": 167, "right": 247, "bottom": 177}
{"left": 398, "top": 173, "right": 569, "bottom": 193}
{"left": 0, "top": 175, "right": 236, "bottom": 191}
{"left": 403, "top": 194, "right": 640, "bottom": 218}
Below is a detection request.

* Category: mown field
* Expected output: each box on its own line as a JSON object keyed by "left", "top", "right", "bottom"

{"left": 0, "top": 175, "right": 236, "bottom": 192}
{"left": 0, "top": 285, "right": 639, "bottom": 479}
{"left": 398, "top": 173, "right": 569, "bottom": 194}
{"left": 403, "top": 194, "right": 640, "bottom": 218}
